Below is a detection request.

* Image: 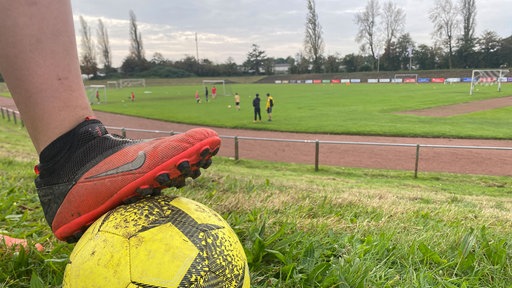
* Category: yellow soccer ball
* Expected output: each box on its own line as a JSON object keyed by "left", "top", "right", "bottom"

{"left": 63, "top": 195, "right": 250, "bottom": 287}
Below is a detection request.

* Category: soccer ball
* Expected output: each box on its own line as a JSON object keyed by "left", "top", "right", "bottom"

{"left": 228, "top": 105, "right": 232, "bottom": 108}
{"left": 63, "top": 195, "right": 250, "bottom": 287}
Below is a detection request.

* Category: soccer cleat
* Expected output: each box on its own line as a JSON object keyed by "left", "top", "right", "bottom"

{"left": 34, "top": 119, "right": 221, "bottom": 242}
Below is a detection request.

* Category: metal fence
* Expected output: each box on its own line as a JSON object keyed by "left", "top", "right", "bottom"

{"left": 3, "top": 106, "right": 512, "bottom": 177}
{"left": 106, "top": 126, "right": 512, "bottom": 178}
{"left": 0, "top": 107, "right": 23, "bottom": 126}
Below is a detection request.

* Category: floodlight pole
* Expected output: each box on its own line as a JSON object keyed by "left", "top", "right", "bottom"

{"left": 195, "top": 33, "right": 199, "bottom": 62}
{"left": 376, "top": 52, "right": 380, "bottom": 73}
{"left": 408, "top": 47, "right": 413, "bottom": 71}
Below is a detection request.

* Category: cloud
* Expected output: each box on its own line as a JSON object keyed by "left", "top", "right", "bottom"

{"left": 71, "top": 0, "right": 512, "bottom": 67}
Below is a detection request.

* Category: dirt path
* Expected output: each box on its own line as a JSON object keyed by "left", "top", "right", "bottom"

{"left": 2, "top": 96, "right": 512, "bottom": 176}
{"left": 400, "top": 95, "right": 512, "bottom": 117}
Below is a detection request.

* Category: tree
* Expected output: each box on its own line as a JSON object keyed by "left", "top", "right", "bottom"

{"left": 382, "top": 1, "right": 405, "bottom": 49}
{"left": 381, "top": 1, "right": 405, "bottom": 69}
{"left": 415, "top": 44, "right": 438, "bottom": 70}
{"left": 129, "top": 10, "right": 145, "bottom": 62}
{"left": 476, "top": 30, "right": 502, "bottom": 68}
{"left": 121, "top": 10, "right": 148, "bottom": 75}
{"left": 149, "top": 52, "right": 168, "bottom": 65}
{"left": 395, "top": 33, "right": 415, "bottom": 70}
{"left": 355, "top": 0, "right": 380, "bottom": 69}
{"left": 324, "top": 54, "right": 341, "bottom": 73}
{"left": 429, "top": 0, "right": 459, "bottom": 69}
{"left": 304, "top": 0, "right": 324, "bottom": 73}
{"left": 243, "top": 44, "right": 267, "bottom": 74}
{"left": 342, "top": 53, "right": 365, "bottom": 72}
{"left": 457, "top": 0, "right": 477, "bottom": 67}
{"left": 219, "top": 57, "right": 240, "bottom": 76}
{"left": 79, "top": 16, "right": 97, "bottom": 77}
{"left": 499, "top": 35, "right": 512, "bottom": 68}
{"left": 263, "top": 57, "right": 275, "bottom": 75}
{"left": 96, "top": 19, "right": 113, "bottom": 74}
{"left": 289, "top": 52, "right": 309, "bottom": 74}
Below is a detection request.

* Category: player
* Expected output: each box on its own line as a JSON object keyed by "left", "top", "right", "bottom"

{"left": 131, "top": 91, "right": 135, "bottom": 102}
{"left": 266, "top": 93, "right": 274, "bottom": 121}
{"left": 211, "top": 85, "right": 217, "bottom": 99}
{"left": 234, "top": 92, "right": 241, "bottom": 111}
{"left": 204, "top": 86, "right": 209, "bottom": 102}
{"left": 252, "top": 93, "right": 261, "bottom": 122}
{"left": 195, "top": 90, "right": 201, "bottom": 103}
{"left": 0, "top": 0, "right": 221, "bottom": 243}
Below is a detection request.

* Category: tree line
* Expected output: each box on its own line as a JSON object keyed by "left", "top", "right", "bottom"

{"left": 76, "top": 0, "right": 510, "bottom": 80}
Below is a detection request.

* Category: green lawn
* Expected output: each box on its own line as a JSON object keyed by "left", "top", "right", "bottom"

{"left": 1, "top": 121, "right": 512, "bottom": 287}
{"left": 1, "top": 79, "right": 512, "bottom": 286}
{"left": 86, "top": 82, "right": 512, "bottom": 139}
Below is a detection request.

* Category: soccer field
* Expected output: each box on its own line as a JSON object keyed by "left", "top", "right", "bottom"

{"left": 90, "top": 82, "right": 512, "bottom": 139}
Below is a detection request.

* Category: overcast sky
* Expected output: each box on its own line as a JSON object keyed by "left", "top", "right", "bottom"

{"left": 70, "top": 0, "right": 512, "bottom": 67}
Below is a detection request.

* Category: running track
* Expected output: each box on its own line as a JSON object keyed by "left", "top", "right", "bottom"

{"left": 1, "top": 97, "right": 512, "bottom": 176}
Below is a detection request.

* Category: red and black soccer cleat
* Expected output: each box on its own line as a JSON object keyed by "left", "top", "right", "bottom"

{"left": 35, "top": 119, "right": 220, "bottom": 242}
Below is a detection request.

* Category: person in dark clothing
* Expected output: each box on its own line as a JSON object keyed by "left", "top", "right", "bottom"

{"left": 252, "top": 93, "right": 261, "bottom": 122}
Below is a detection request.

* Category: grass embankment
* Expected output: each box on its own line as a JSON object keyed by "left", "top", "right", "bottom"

{"left": 1, "top": 123, "right": 511, "bottom": 287}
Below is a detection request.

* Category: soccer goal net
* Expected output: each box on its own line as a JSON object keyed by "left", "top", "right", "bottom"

{"left": 470, "top": 69, "right": 509, "bottom": 95}
{"left": 393, "top": 74, "right": 418, "bottom": 83}
{"left": 202, "top": 80, "right": 232, "bottom": 96}
{"left": 85, "top": 85, "right": 107, "bottom": 104}
{"left": 120, "top": 78, "right": 146, "bottom": 88}
{"left": 107, "top": 81, "right": 119, "bottom": 89}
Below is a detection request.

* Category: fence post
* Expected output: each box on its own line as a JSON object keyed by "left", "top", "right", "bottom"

{"left": 1, "top": 108, "right": 4, "bottom": 119}
{"left": 121, "top": 128, "right": 126, "bottom": 138}
{"left": 414, "top": 144, "right": 420, "bottom": 178}
{"left": 7, "top": 109, "right": 11, "bottom": 122}
{"left": 12, "top": 112, "right": 17, "bottom": 125}
{"left": 315, "top": 140, "right": 320, "bottom": 172}
{"left": 234, "top": 136, "right": 239, "bottom": 161}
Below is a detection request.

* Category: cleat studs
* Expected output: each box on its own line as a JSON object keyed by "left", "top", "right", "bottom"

{"left": 201, "top": 158, "right": 213, "bottom": 169}
{"left": 136, "top": 186, "right": 154, "bottom": 197}
{"left": 175, "top": 177, "right": 186, "bottom": 188}
{"left": 212, "top": 147, "right": 220, "bottom": 156}
{"left": 67, "top": 231, "right": 84, "bottom": 243}
{"left": 200, "top": 148, "right": 211, "bottom": 158}
{"left": 151, "top": 188, "right": 162, "bottom": 196}
{"left": 123, "top": 196, "right": 141, "bottom": 204}
{"left": 191, "top": 169, "right": 201, "bottom": 179}
{"left": 156, "top": 173, "right": 171, "bottom": 185}
{"left": 177, "top": 161, "right": 192, "bottom": 175}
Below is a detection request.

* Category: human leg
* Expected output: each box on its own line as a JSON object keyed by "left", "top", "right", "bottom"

{"left": 0, "top": 0, "right": 221, "bottom": 242}
{"left": 0, "top": 0, "right": 93, "bottom": 154}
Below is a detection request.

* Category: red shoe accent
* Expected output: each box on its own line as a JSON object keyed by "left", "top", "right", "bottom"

{"left": 0, "top": 234, "right": 44, "bottom": 252}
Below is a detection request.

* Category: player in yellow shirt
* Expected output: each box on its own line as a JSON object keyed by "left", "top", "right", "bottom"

{"left": 266, "top": 93, "right": 274, "bottom": 121}
{"left": 234, "top": 93, "right": 241, "bottom": 111}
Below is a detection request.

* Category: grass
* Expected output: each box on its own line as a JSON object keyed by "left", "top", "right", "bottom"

{"left": 1, "top": 121, "right": 512, "bottom": 287}
{"left": 81, "top": 82, "right": 512, "bottom": 139}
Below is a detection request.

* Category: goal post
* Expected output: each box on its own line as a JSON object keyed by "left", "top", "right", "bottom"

{"left": 470, "top": 69, "right": 509, "bottom": 95}
{"left": 106, "top": 81, "right": 119, "bottom": 89}
{"left": 85, "top": 85, "right": 107, "bottom": 104}
{"left": 393, "top": 74, "right": 418, "bottom": 83}
{"left": 119, "top": 78, "right": 146, "bottom": 88}
{"left": 202, "top": 80, "right": 232, "bottom": 96}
